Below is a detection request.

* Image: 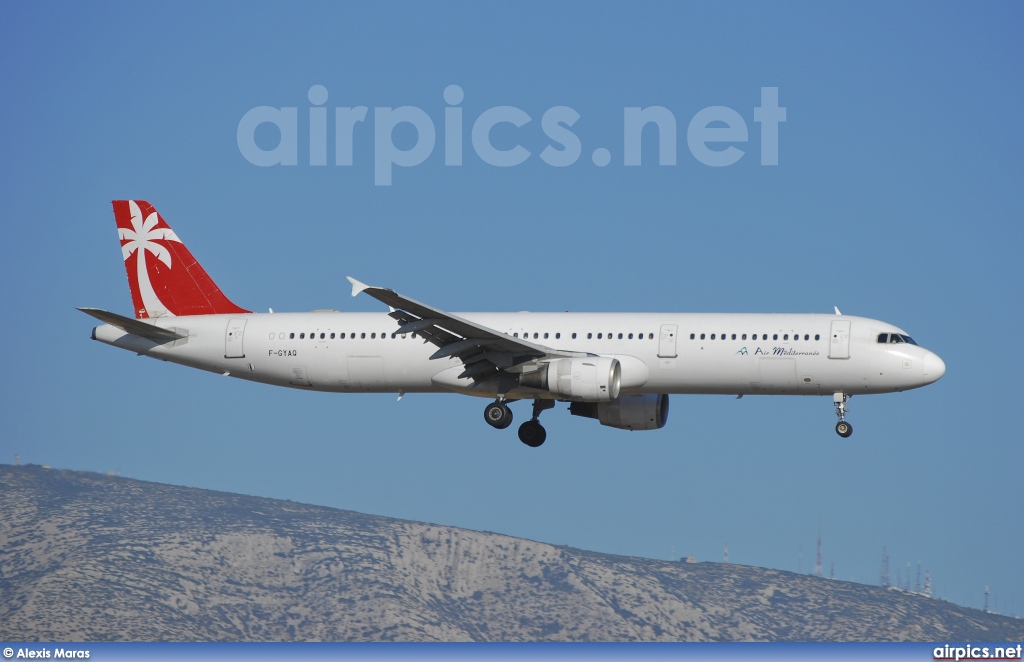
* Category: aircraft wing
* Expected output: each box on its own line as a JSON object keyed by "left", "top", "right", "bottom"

{"left": 77, "top": 307, "right": 188, "bottom": 342}
{"left": 347, "top": 277, "right": 578, "bottom": 379}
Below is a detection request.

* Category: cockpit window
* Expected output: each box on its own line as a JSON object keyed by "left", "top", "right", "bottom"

{"left": 878, "top": 332, "right": 918, "bottom": 345}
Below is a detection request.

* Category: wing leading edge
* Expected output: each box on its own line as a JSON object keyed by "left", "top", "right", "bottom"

{"left": 347, "top": 277, "right": 583, "bottom": 380}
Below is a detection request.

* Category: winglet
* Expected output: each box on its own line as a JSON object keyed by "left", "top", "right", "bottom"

{"left": 347, "top": 276, "right": 370, "bottom": 297}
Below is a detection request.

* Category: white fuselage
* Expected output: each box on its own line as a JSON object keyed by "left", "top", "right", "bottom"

{"left": 91, "top": 311, "right": 945, "bottom": 399}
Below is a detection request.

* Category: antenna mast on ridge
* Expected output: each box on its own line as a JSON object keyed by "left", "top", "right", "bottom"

{"left": 814, "top": 521, "right": 823, "bottom": 578}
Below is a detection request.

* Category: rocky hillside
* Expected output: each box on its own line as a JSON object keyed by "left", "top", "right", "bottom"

{"left": 1, "top": 464, "right": 1020, "bottom": 641}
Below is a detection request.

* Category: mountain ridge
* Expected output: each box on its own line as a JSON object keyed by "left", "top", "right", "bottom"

{"left": 1, "top": 464, "right": 1020, "bottom": 642}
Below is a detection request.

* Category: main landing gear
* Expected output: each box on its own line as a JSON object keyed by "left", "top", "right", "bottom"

{"left": 518, "top": 400, "right": 554, "bottom": 448}
{"left": 483, "top": 399, "right": 553, "bottom": 447}
{"left": 833, "top": 392, "right": 853, "bottom": 438}
{"left": 484, "top": 400, "right": 513, "bottom": 430}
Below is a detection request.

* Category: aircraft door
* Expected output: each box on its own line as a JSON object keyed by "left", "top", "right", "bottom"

{"left": 658, "top": 324, "right": 678, "bottom": 358}
{"left": 828, "top": 320, "right": 851, "bottom": 359}
{"left": 225, "top": 318, "right": 247, "bottom": 358}
{"left": 289, "top": 366, "right": 312, "bottom": 386}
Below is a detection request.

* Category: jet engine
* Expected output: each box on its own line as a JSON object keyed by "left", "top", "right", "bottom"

{"left": 569, "top": 393, "right": 670, "bottom": 430}
{"left": 519, "top": 357, "right": 621, "bottom": 402}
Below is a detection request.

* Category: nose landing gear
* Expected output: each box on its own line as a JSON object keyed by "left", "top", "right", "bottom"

{"left": 518, "top": 399, "right": 554, "bottom": 447}
{"left": 833, "top": 392, "right": 853, "bottom": 438}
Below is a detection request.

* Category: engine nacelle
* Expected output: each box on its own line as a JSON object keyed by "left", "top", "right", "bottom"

{"left": 519, "top": 357, "right": 621, "bottom": 402}
{"left": 569, "top": 393, "right": 670, "bottom": 430}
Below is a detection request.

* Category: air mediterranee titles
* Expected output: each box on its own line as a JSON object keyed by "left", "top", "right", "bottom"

{"left": 80, "top": 200, "right": 945, "bottom": 447}
{"left": 237, "top": 85, "right": 787, "bottom": 184}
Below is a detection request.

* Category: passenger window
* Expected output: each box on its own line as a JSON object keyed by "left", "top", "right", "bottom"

{"left": 340, "top": 333, "right": 346, "bottom": 339}
{"left": 360, "top": 333, "right": 366, "bottom": 339}
{"left": 742, "top": 334, "right": 747, "bottom": 340}
{"left": 555, "top": 333, "right": 561, "bottom": 339}
{"left": 629, "top": 333, "right": 634, "bottom": 339}
{"left": 587, "top": 333, "right": 593, "bottom": 339}
{"left": 731, "top": 334, "right": 736, "bottom": 340}
{"left": 690, "top": 333, "right": 695, "bottom": 340}
{"left": 618, "top": 333, "right": 623, "bottom": 339}
{"left": 711, "top": 333, "right": 716, "bottom": 340}
{"left": 700, "top": 333, "right": 706, "bottom": 340}
{"left": 773, "top": 334, "right": 778, "bottom": 340}
{"left": 533, "top": 332, "right": 539, "bottom": 339}
{"left": 597, "top": 333, "right": 603, "bottom": 339}
{"left": 289, "top": 333, "right": 295, "bottom": 339}
{"left": 513, "top": 332, "right": 519, "bottom": 337}
{"left": 544, "top": 332, "right": 549, "bottom": 339}
{"left": 300, "top": 333, "right": 305, "bottom": 339}
{"left": 804, "top": 334, "right": 809, "bottom": 340}
{"left": 572, "top": 332, "right": 577, "bottom": 339}
{"left": 783, "top": 334, "right": 789, "bottom": 340}
{"left": 320, "top": 333, "right": 325, "bottom": 339}
{"left": 815, "top": 334, "right": 820, "bottom": 340}
{"left": 648, "top": 333, "right": 654, "bottom": 339}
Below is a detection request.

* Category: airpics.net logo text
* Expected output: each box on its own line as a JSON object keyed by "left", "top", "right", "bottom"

{"left": 236, "top": 85, "right": 786, "bottom": 186}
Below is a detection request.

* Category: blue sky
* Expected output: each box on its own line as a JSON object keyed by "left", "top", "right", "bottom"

{"left": 2, "top": 2, "right": 1022, "bottom": 618}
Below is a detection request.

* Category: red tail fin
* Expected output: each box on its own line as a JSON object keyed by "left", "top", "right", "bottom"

{"left": 113, "top": 200, "right": 250, "bottom": 318}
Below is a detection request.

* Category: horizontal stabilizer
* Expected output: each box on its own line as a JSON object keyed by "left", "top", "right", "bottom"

{"left": 78, "top": 307, "right": 187, "bottom": 341}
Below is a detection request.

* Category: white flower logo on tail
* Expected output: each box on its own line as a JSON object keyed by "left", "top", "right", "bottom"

{"left": 119, "top": 200, "right": 181, "bottom": 317}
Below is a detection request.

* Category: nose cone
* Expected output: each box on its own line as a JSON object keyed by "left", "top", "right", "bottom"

{"left": 923, "top": 351, "right": 946, "bottom": 383}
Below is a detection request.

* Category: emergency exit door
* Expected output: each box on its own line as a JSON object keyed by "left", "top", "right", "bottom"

{"left": 658, "top": 324, "right": 678, "bottom": 358}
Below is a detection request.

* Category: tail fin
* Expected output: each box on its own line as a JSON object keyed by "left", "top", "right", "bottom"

{"left": 113, "top": 200, "right": 250, "bottom": 318}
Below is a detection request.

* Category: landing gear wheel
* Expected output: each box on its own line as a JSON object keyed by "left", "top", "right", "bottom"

{"left": 832, "top": 392, "right": 852, "bottom": 438}
{"left": 484, "top": 402, "right": 513, "bottom": 430}
{"left": 518, "top": 420, "right": 547, "bottom": 447}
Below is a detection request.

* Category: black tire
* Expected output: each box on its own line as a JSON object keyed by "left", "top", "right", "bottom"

{"left": 835, "top": 421, "right": 853, "bottom": 438}
{"left": 518, "top": 420, "right": 547, "bottom": 447}
{"left": 485, "top": 402, "right": 513, "bottom": 430}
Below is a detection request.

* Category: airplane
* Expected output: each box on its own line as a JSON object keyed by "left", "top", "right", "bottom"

{"left": 80, "top": 200, "right": 946, "bottom": 447}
